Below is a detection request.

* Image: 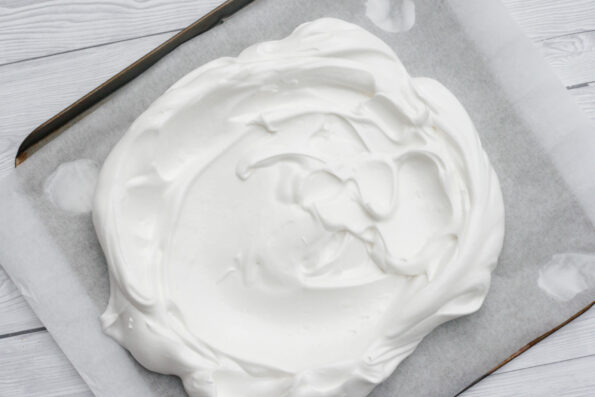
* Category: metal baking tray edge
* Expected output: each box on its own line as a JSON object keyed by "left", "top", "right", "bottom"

{"left": 14, "top": 0, "right": 254, "bottom": 166}
{"left": 12, "top": 1, "right": 594, "bottom": 393}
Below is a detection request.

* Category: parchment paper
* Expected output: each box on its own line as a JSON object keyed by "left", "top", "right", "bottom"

{"left": 1, "top": 0, "right": 594, "bottom": 396}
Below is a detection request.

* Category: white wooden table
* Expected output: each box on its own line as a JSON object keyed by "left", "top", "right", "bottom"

{"left": 1, "top": 1, "right": 594, "bottom": 395}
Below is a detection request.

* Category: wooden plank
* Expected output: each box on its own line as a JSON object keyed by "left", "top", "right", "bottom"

{"left": 2, "top": 323, "right": 589, "bottom": 397}
{"left": 496, "top": 308, "right": 595, "bottom": 374}
{"left": 539, "top": 31, "right": 595, "bottom": 87}
{"left": 0, "top": 0, "right": 224, "bottom": 65}
{"left": 461, "top": 354, "right": 595, "bottom": 397}
{"left": 0, "top": 267, "right": 42, "bottom": 335}
{"left": 0, "top": 31, "right": 174, "bottom": 178}
{"left": 0, "top": 330, "right": 91, "bottom": 396}
{"left": 0, "top": 1, "right": 594, "bottom": 396}
{"left": 0, "top": 133, "right": 23, "bottom": 179}
{"left": 569, "top": 83, "right": 595, "bottom": 122}
{"left": 502, "top": 0, "right": 595, "bottom": 41}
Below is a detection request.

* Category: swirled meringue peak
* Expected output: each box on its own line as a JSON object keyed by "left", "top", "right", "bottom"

{"left": 93, "top": 18, "right": 505, "bottom": 397}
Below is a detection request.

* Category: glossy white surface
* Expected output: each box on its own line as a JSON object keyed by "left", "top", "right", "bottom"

{"left": 93, "top": 18, "right": 503, "bottom": 397}
{"left": 0, "top": 1, "right": 594, "bottom": 396}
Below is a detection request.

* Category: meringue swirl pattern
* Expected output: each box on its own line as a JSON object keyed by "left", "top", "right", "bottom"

{"left": 93, "top": 18, "right": 505, "bottom": 397}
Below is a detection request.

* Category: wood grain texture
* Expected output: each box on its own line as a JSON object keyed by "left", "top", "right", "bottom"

{"left": 0, "top": 0, "right": 595, "bottom": 396}
{"left": 501, "top": 0, "right": 595, "bottom": 41}
{"left": 0, "top": 267, "right": 42, "bottom": 335}
{"left": 495, "top": 308, "right": 595, "bottom": 374}
{"left": 569, "top": 83, "right": 595, "bottom": 121}
{"left": 462, "top": 354, "right": 595, "bottom": 397}
{"left": 1, "top": 308, "right": 592, "bottom": 397}
{"left": 0, "top": 31, "right": 174, "bottom": 178}
{"left": 0, "top": 0, "right": 222, "bottom": 65}
{"left": 540, "top": 31, "right": 595, "bottom": 87}
{"left": 0, "top": 331, "right": 90, "bottom": 396}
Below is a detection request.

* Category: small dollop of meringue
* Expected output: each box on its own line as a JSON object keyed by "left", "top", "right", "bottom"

{"left": 365, "top": 0, "right": 416, "bottom": 33}
{"left": 93, "top": 18, "right": 504, "bottom": 397}
{"left": 538, "top": 253, "right": 595, "bottom": 302}
{"left": 45, "top": 159, "right": 99, "bottom": 213}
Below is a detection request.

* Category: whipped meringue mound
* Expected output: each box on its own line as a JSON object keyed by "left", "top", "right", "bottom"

{"left": 93, "top": 18, "right": 505, "bottom": 397}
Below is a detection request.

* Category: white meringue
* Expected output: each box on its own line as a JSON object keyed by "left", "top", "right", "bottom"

{"left": 93, "top": 18, "right": 505, "bottom": 397}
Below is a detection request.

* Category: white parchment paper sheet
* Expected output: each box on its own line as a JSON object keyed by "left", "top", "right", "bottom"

{"left": 1, "top": 0, "right": 594, "bottom": 396}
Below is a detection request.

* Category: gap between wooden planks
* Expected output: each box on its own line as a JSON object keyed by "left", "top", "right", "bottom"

{"left": 0, "top": 0, "right": 594, "bottom": 396}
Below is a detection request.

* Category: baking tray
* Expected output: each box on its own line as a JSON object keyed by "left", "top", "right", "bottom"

{"left": 15, "top": 0, "right": 254, "bottom": 166}
{"left": 11, "top": 0, "right": 595, "bottom": 394}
